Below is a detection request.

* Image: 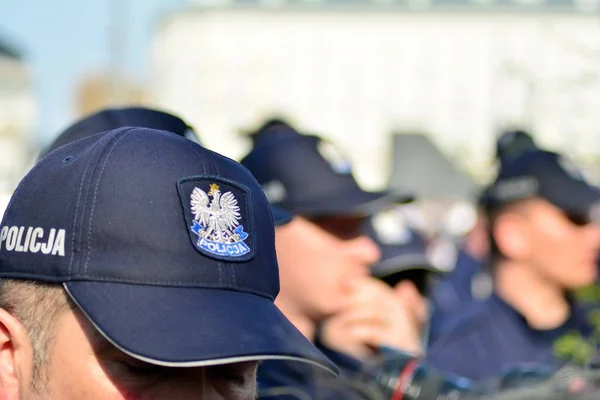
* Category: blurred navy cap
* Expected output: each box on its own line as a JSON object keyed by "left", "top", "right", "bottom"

{"left": 40, "top": 106, "right": 198, "bottom": 159}
{"left": 495, "top": 129, "right": 537, "bottom": 164}
{"left": 241, "top": 125, "right": 413, "bottom": 217}
{"left": 245, "top": 118, "right": 294, "bottom": 143}
{"left": 486, "top": 149, "right": 600, "bottom": 219}
{"left": 271, "top": 205, "right": 294, "bottom": 226}
{"left": 1, "top": 127, "right": 335, "bottom": 372}
{"left": 366, "top": 210, "right": 442, "bottom": 280}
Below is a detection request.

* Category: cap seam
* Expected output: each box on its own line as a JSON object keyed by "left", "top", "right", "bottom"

{"left": 84, "top": 128, "right": 137, "bottom": 274}
{"left": 209, "top": 151, "right": 225, "bottom": 285}
{"left": 68, "top": 134, "right": 106, "bottom": 276}
{"left": 193, "top": 148, "right": 224, "bottom": 284}
{"left": 1, "top": 144, "right": 69, "bottom": 224}
{"left": 231, "top": 262, "right": 236, "bottom": 286}
{"left": 212, "top": 154, "right": 240, "bottom": 287}
{"left": 214, "top": 156, "right": 233, "bottom": 288}
{"left": 64, "top": 277, "right": 274, "bottom": 299}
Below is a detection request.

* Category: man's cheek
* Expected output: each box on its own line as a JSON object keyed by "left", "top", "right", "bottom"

{"left": 537, "top": 218, "right": 572, "bottom": 242}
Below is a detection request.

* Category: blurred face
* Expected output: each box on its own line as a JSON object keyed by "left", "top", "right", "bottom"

{"left": 500, "top": 199, "right": 600, "bottom": 289}
{"left": 275, "top": 216, "right": 380, "bottom": 320}
{"left": 0, "top": 307, "right": 258, "bottom": 400}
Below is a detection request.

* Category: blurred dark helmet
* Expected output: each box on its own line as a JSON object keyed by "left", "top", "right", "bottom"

{"left": 241, "top": 124, "right": 413, "bottom": 218}
{"left": 246, "top": 117, "right": 295, "bottom": 144}
{"left": 484, "top": 149, "right": 600, "bottom": 224}
{"left": 40, "top": 106, "right": 198, "bottom": 159}
{"left": 495, "top": 129, "right": 537, "bottom": 165}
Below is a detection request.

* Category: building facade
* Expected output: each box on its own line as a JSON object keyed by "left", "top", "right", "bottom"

{"left": 149, "top": 1, "right": 600, "bottom": 189}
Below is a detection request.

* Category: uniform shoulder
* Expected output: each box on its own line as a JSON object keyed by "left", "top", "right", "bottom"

{"left": 426, "top": 300, "right": 504, "bottom": 381}
{"left": 429, "top": 299, "right": 491, "bottom": 346}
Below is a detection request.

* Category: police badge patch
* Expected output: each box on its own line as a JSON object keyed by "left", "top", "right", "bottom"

{"left": 177, "top": 177, "right": 254, "bottom": 261}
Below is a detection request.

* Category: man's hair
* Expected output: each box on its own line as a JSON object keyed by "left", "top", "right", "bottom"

{"left": 0, "top": 279, "right": 72, "bottom": 390}
{"left": 487, "top": 206, "right": 506, "bottom": 264}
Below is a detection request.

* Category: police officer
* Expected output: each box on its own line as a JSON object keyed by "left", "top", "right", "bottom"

{"left": 240, "top": 122, "right": 423, "bottom": 398}
{"left": 429, "top": 130, "right": 539, "bottom": 329}
{"left": 320, "top": 207, "right": 444, "bottom": 361}
{"left": 427, "top": 149, "right": 600, "bottom": 381}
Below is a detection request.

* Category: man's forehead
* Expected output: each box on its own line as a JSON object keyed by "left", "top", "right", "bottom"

{"left": 509, "top": 198, "right": 572, "bottom": 226}
{"left": 492, "top": 198, "right": 554, "bottom": 223}
{"left": 496, "top": 197, "right": 539, "bottom": 214}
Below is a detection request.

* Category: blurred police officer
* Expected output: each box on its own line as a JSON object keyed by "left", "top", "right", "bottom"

{"left": 427, "top": 149, "right": 600, "bottom": 381}
{"left": 39, "top": 106, "right": 199, "bottom": 160}
{"left": 430, "top": 130, "right": 539, "bottom": 327}
{"left": 321, "top": 207, "right": 444, "bottom": 361}
{"left": 241, "top": 122, "right": 423, "bottom": 398}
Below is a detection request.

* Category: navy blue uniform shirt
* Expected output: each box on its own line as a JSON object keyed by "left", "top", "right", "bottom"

{"left": 426, "top": 293, "right": 595, "bottom": 382}
{"left": 431, "top": 249, "right": 482, "bottom": 313}
{"left": 429, "top": 249, "right": 486, "bottom": 341}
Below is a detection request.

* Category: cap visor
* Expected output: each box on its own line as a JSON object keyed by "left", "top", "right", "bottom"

{"left": 271, "top": 206, "right": 294, "bottom": 226}
{"left": 293, "top": 189, "right": 414, "bottom": 217}
{"left": 64, "top": 282, "right": 337, "bottom": 374}
{"left": 554, "top": 181, "right": 600, "bottom": 217}
{"left": 371, "top": 252, "right": 442, "bottom": 278}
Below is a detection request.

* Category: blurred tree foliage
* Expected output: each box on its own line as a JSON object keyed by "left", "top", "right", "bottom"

{"left": 553, "top": 285, "right": 600, "bottom": 365}
{"left": 575, "top": 285, "right": 600, "bottom": 303}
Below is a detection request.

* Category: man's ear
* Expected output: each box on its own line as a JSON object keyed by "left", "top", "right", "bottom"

{"left": 0, "top": 307, "right": 32, "bottom": 398}
{"left": 494, "top": 213, "right": 531, "bottom": 261}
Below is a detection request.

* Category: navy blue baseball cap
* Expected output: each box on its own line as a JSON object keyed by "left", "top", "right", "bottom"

{"left": 41, "top": 107, "right": 292, "bottom": 228}
{"left": 0, "top": 127, "right": 334, "bottom": 371}
{"left": 366, "top": 211, "right": 441, "bottom": 280}
{"left": 495, "top": 129, "right": 537, "bottom": 164}
{"left": 40, "top": 106, "right": 199, "bottom": 159}
{"left": 485, "top": 149, "right": 600, "bottom": 221}
{"left": 241, "top": 125, "right": 413, "bottom": 217}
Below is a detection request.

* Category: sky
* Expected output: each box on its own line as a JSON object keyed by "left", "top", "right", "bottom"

{"left": 0, "top": 0, "right": 186, "bottom": 145}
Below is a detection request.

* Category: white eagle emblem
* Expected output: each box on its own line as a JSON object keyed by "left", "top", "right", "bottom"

{"left": 190, "top": 183, "right": 250, "bottom": 257}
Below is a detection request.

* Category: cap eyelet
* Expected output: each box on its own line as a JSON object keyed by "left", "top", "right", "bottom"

{"left": 62, "top": 156, "right": 74, "bottom": 164}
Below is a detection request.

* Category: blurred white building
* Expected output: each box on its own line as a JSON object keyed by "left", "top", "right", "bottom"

{"left": 0, "top": 40, "right": 36, "bottom": 217}
{"left": 149, "top": 1, "right": 600, "bottom": 189}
